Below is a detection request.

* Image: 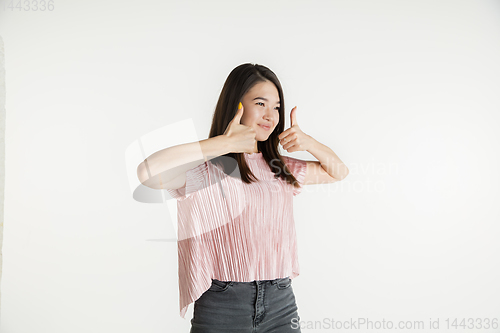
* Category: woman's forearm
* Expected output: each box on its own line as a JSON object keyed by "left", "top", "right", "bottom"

{"left": 306, "top": 135, "right": 350, "bottom": 180}
{"left": 137, "top": 135, "right": 232, "bottom": 185}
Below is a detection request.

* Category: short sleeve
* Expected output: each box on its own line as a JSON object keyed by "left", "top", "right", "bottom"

{"left": 282, "top": 156, "right": 308, "bottom": 196}
{"left": 165, "top": 161, "right": 208, "bottom": 201}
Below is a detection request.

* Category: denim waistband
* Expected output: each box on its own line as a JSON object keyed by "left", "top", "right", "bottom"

{"left": 212, "top": 276, "right": 290, "bottom": 286}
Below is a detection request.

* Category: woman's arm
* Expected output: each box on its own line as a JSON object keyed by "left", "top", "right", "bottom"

{"left": 278, "top": 106, "right": 349, "bottom": 185}
{"left": 304, "top": 137, "right": 350, "bottom": 183}
{"left": 137, "top": 135, "right": 232, "bottom": 190}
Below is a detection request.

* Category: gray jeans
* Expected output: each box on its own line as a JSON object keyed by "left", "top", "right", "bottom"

{"left": 190, "top": 276, "right": 301, "bottom": 332}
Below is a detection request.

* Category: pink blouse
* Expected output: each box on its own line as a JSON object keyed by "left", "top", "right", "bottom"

{"left": 165, "top": 152, "right": 307, "bottom": 319}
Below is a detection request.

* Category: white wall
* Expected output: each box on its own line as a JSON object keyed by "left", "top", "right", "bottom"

{"left": 0, "top": 36, "right": 5, "bottom": 317}
{"left": 1, "top": 0, "right": 500, "bottom": 332}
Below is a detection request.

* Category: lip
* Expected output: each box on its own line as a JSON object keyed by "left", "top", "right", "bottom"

{"left": 259, "top": 124, "right": 271, "bottom": 131}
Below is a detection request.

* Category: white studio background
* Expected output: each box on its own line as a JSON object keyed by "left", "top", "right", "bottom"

{"left": 1, "top": 0, "right": 500, "bottom": 332}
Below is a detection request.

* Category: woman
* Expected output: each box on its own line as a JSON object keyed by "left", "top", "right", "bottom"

{"left": 137, "top": 63, "right": 349, "bottom": 332}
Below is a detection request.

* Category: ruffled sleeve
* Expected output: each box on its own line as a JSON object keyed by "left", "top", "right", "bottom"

{"left": 165, "top": 161, "right": 208, "bottom": 201}
{"left": 282, "top": 156, "right": 308, "bottom": 196}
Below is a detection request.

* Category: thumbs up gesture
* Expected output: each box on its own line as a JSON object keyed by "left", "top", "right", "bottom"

{"left": 278, "top": 106, "right": 313, "bottom": 153}
{"left": 223, "top": 102, "right": 258, "bottom": 153}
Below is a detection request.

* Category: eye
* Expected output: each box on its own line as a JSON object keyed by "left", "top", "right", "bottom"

{"left": 256, "top": 102, "right": 280, "bottom": 111}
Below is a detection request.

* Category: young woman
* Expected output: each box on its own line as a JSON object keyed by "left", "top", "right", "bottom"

{"left": 137, "top": 63, "right": 349, "bottom": 332}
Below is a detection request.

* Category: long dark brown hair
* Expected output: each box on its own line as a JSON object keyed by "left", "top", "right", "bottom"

{"left": 208, "top": 63, "right": 301, "bottom": 190}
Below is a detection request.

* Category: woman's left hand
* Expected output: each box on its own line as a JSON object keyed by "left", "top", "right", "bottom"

{"left": 278, "top": 106, "right": 314, "bottom": 153}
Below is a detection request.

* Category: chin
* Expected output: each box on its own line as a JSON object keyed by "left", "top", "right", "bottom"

{"left": 256, "top": 135, "right": 270, "bottom": 141}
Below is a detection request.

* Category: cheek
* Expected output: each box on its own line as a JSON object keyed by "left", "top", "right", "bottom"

{"left": 239, "top": 113, "right": 250, "bottom": 126}
{"left": 241, "top": 110, "right": 259, "bottom": 125}
{"left": 273, "top": 115, "right": 280, "bottom": 126}
{"left": 240, "top": 117, "right": 253, "bottom": 127}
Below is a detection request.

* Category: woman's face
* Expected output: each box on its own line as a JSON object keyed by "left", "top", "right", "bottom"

{"left": 240, "top": 80, "right": 281, "bottom": 142}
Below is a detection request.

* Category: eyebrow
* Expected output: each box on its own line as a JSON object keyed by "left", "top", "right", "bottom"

{"left": 253, "top": 97, "right": 280, "bottom": 104}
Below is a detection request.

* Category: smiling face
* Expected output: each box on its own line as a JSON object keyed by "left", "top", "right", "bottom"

{"left": 240, "top": 80, "right": 281, "bottom": 151}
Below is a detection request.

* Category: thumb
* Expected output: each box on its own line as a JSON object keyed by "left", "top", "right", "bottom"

{"left": 233, "top": 102, "right": 244, "bottom": 124}
{"left": 290, "top": 106, "right": 298, "bottom": 127}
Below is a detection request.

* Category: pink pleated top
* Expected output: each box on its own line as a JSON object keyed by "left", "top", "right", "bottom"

{"left": 165, "top": 152, "right": 308, "bottom": 319}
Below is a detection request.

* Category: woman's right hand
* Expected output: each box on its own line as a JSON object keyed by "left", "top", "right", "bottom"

{"left": 223, "top": 102, "right": 257, "bottom": 153}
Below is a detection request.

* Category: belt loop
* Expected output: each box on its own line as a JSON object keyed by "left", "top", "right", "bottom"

{"left": 271, "top": 276, "right": 290, "bottom": 285}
